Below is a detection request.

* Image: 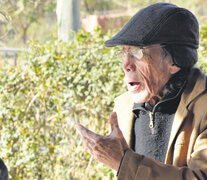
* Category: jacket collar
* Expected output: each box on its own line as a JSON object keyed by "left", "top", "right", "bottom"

{"left": 165, "top": 67, "right": 206, "bottom": 163}
{"left": 180, "top": 67, "right": 206, "bottom": 109}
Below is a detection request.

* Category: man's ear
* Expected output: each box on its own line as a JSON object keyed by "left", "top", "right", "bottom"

{"left": 170, "top": 64, "right": 180, "bottom": 74}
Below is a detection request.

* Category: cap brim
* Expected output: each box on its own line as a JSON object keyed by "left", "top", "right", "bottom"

{"left": 105, "top": 38, "right": 147, "bottom": 47}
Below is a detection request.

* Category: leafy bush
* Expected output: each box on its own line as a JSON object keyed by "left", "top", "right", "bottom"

{"left": 0, "top": 27, "right": 125, "bottom": 179}
{"left": 197, "top": 22, "right": 207, "bottom": 73}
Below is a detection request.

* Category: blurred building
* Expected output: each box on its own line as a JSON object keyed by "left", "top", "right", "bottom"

{"left": 82, "top": 13, "right": 131, "bottom": 33}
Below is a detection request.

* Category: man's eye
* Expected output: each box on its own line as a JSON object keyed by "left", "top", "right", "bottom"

{"left": 131, "top": 51, "right": 143, "bottom": 59}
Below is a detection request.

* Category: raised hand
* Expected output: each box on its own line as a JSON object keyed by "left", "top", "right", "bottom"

{"left": 76, "top": 112, "right": 129, "bottom": 171}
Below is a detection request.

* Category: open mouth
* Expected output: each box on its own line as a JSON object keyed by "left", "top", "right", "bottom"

{"left": 129, "top": 82, "right": 140, "bottom": 86}
{"left": 127, "top": 81, "right": 140, "bottom": 92}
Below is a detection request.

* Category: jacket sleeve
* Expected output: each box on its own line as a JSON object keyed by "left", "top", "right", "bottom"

{"left": 117, "top": 147, "right": 207, "bottom": 180}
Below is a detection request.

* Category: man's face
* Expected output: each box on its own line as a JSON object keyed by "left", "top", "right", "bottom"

{"left": 121, "top": 44, "right": 179, "bottom": 103}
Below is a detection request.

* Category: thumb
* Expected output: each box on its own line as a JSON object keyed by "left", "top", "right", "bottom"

{"left": 110, "top": 112, "right": 120, "bottom": 132}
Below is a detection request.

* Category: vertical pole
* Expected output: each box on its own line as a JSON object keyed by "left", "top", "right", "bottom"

{"left": 56, "top": 0, "right": 80, "bottom": 41}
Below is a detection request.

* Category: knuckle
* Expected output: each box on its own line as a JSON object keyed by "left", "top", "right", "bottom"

{"left": 94, "top": 137, "right": 102, "bottom": 144}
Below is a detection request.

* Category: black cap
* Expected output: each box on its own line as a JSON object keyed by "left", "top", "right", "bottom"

{"left": 105, "top": 3, "right": 199, "bottom": 68}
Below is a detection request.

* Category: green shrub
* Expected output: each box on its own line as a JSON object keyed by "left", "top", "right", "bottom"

{"left": 0, "top": 27, "right": 125, "bottom": 180}
{"left": 197, "top": 22, "right": 207, "bottom": 73}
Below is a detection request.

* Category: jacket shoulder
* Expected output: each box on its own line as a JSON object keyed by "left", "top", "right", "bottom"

{"left": 114, "top": 91, "right": 134, "bottom": 112}
{"left": 114, "top": 91, "right": 133, "bottom": 104}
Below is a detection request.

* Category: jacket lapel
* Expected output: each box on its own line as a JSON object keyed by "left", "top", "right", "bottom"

{"left": 165, "top": 102, "right": 189, "bottom": 163}
{"left": 165, "top": 67, "right": 206, "bottom": 164}
{"left": 114, "top": 92, "right": 134, "bottom": 147}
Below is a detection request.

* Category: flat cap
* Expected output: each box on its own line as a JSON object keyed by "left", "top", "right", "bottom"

{"left": 105, "top": 3, "right": 199, "bottom": 68}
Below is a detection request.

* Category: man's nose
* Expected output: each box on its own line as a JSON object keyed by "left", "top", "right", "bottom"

{"left": 122, "top": 55, "right": 136, "bottom": 72}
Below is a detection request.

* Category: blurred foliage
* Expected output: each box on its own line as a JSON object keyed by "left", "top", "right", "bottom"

{"left": 82, "top": 0, "right": 207, "bottom": 19}
{"left": 0, "top": 27, "right": 126, "bottom": 179}
{"left": 197, "top": 22, "right": 207, "bottom": 72}
{"left": 0, "top": 0, "right": 56, "bottom": 47}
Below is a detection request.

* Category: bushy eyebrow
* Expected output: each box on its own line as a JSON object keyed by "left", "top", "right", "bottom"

{"left": 122, "top": 46, "right": 135, "bottom": 51}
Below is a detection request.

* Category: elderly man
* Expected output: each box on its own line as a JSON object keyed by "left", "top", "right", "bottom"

{"left": 76, "top": 3, "right": 207, "bottom": 180}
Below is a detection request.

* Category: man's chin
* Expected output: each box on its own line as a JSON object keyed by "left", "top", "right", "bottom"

{"left": 130, "top": 92, "right": 149, "bottom": 104}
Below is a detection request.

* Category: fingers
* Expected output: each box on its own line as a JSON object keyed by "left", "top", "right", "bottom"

{"left": 76, "top": 124, "right": 99, "bottom": 155}
{"left": 76, "top": 121, "right": 128, "bottom": 171}
{"left": 76, "top": 124, "right": 100, "bottom": 142}
{"left": 110, "top": 112, "right": 119, "bottom": 132}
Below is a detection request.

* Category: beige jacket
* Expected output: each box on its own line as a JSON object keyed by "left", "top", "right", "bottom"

{"left": 114, "top": 67, "right": 207, "bottom": 180}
